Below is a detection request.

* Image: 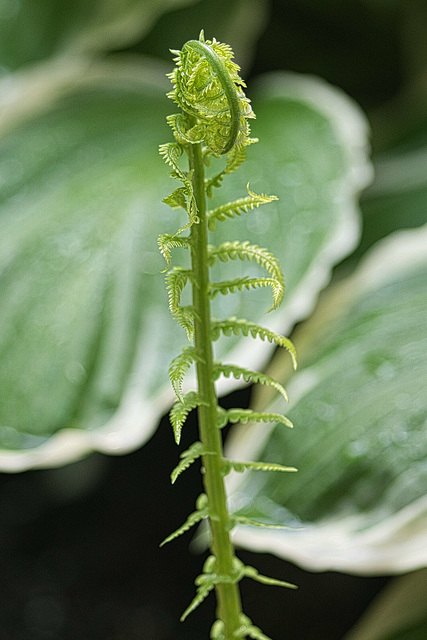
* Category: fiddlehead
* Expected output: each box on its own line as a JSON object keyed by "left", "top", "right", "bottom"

{"left": 167, "top": 30, "right": 255, "bottom": 156}
{"left": 159, "top": 32, "right": 297, "bottom": 639}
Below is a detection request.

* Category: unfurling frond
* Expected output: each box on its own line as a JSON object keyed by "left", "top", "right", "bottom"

{"left": 167, "top": 32, "right": 255, "bottom": 156}
{"left": 168, "top": 347, "right": 202, "bottom": 401}
{"left": 221, "top": 408, "right": 293, "bottom": 429}
{"left": 160, "top": 493, "right": 209, "bottom": 547}
{"left": 211, "top": 317, "right": 297, "bottom": 369}
{"left": 170, "top": 441, "right": 215, "bottom": 484}
{"left": 212, "top": 362, "right": 289, "bottom": 403}
{"left": 162, "top": 33, "right": 298, "bottom": 639}
{"left": 169, "top": 392, "right": 206, "bottom": 444}
{"left": 207, "top": 185, "right": 277, "bottom": 230}
{"left": 166, "top": 113, "right": 205, "bottom": 147}
{"left": 159, "top": 141, "right": 184, "bottom": 171}
{"left": 222, "top": 458, "right": 297, "bottom": 475}
{"left": 208, "top": 241, "right": 284, "bottom": 311}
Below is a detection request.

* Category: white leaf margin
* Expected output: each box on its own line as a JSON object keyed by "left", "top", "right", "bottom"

{"left": 0, "top": 71, "right": 372, "bottom": 471}
{"left": 226, "top": 224, "right": 427, "bottom": 575}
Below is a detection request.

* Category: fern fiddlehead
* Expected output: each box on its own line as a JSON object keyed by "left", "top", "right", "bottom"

{"left": 160, "top": 32, "right": 297, "bottom": 639}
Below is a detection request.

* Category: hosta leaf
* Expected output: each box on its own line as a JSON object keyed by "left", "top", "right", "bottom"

{"left": 359, "top": 122, "right": 427, "bottom": 257}
{"left": 227, "top": 224, "right": 427, "bottom": 575}
{"left": 0, "top": 68, "right": 370, "bottom": 470}
{"left": 0, "top": 78, "right": 177, "bottom": 469}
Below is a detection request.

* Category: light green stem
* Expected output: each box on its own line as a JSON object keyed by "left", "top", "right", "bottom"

{"left": 188, "top": 141, "right": 243, "bottom": 638}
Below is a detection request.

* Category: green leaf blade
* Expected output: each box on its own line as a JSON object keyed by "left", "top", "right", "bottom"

{"left": 169, "top": 391, "right": 205, "bottom": 445}
{"left": 0, "top": 69, "right": 370, "bottom": 469}
{"left": 227, "top": 225, "right": 427, "bottom": 575}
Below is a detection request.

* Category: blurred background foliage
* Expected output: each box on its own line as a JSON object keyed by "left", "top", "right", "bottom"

{"left": 0, "top": 0, "right": 426, "bottom": 639}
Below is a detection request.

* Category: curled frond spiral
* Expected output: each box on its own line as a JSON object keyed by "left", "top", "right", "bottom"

{"left": 167, "top": 30, "right": 255, "bottom": 156}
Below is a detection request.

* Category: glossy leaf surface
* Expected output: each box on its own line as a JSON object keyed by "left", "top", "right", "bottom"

{"left": 0, "top": 70, "right": 370, "bottom": 469}
{"left": 228, "top": 225, "right": 427, "bottom": 574}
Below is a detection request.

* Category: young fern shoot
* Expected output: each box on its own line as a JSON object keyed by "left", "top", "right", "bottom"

{"left": 159, "top": 32, "right": 297, "bottom": 640}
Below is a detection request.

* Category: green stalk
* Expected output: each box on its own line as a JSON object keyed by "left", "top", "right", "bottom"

{"left": 188, "top": 141, "right": 244, "bottom": 638}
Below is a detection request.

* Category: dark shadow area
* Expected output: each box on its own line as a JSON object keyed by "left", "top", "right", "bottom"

{"left": 0, "top": 388, "right": 388, "bottom": 639}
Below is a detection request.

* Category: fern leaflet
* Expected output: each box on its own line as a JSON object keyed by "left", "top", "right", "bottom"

{"left": 207, "top": 185, "right": 277, "bottom": 231}
{"left": 243, "top": 565, "right": 297, "bottom": 590}
{"left": 176, "top": 306, "right": 197, "bottom": 341}
{"left": 223, "top": 408, "right": 293, "bottom": 429}
{"left": 169, "top": 391, "right": 206, "bottom": 444}
{"left": 162, "top": 186, "right": 188, "bottom": 210}
{"left": 170, "top": 441, "right": 215, "bottom": 484}
{"left": 167, "top": 113, "right": 205, "bottom": 147}
{"left": 210, "top": 276, "right": 280, "bottom": 308}
{"left": 159, "top": 141, "right": 199, "bottom": 235}
{"left": 168, "top": 347, "right": 202, "bottom": 401}
{"left": 159, "top": 141, "right": 184, "bottom": 172}
{"left": 158, "top": 233, "right": 191, "bottom": 270}
{"left": 208, "top": 241, "right": 284, "bottom": 310}
{"left": 211, "top": 317, "right": 297, "bottom": 369}
{"left": 160, "top": 496, "right": 209, "bottom": 547}
{"left": 238, "top": 615, "right": 275, "bottom": 640}
{"left": 181, "top": 577, "right": 216, "bottom": 622}
{"left": 165, "top": 267, "right": 196, "bottom": 339}
{"left": 222, "top": 458, "right": 297, "bottom": 475}
{"left": 246, "top": 626, "right": 274, "bottom": 640}
{"left": 212, "top": 362, "right": 289, "bottom": 403}
{"left": 166, "top": 267, "right": 192, "bottom": 314}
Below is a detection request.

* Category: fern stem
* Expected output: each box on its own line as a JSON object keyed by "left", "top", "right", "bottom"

{"left": 188, "top": 141, "right": 244, "bottom": 638}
